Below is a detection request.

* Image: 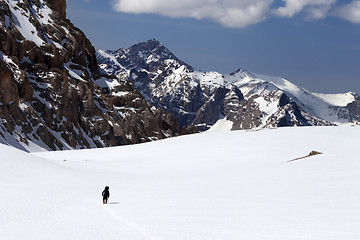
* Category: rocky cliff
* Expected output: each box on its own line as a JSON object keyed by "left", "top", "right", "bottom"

{"left": 0, "top": 1, "right": 191, "bottom": 152}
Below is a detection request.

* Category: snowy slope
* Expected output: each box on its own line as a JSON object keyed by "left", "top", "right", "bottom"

{"left": 313, "top": 92, "right": 356, "bottom": 106}
{"left": 4, "top": 0, "right": 61, "bottom": 47}
{"left": 228, "top": 70, "right": 358, "bottom": 125}
{"left": 2, "top": 127, "right": 360, "bottom": 239}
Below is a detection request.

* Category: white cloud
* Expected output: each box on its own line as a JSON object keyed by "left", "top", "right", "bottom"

{"left": 305, "top": 4, "right": 333, "bottom": 20}
{"left": 218, "top": 2, "right": 271, "bottom": 28}
{"left": 112, "top": 0, "right": 273, "bottom": 28}
{"left": 335, "top": 0, "right": 360, "bottom": 24}
{"left": 274, "top": 0, "right": 336, "bottom": 18}
{"left": 111, "top": 0, "right": 360, "bottom": 28}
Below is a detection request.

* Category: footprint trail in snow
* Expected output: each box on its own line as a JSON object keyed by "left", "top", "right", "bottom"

{"left": 104, "top": 205, "right": 161, "bottom": 240}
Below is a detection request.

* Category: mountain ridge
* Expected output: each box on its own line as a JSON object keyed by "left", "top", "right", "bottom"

{"left": 97, "top": 39, "right": 360, "bottom": 131}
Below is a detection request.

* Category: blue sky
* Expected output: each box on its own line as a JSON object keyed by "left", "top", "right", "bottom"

{"left": 67, "top": 0, "right": 360, "bottom": 94}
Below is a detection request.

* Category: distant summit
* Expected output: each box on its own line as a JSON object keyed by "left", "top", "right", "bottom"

{"left": 125, "top": 38, "right": 174, "bottom": 60}
{"left": 97, "top": 39, "right": 360, "bottom": 131}
{"left": 97, "top": 39, "right": 192, "bottom": 76}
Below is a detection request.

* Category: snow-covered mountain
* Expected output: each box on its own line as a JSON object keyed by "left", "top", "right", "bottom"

{"left": 0, "top": 1, "right": 191, "bottom": 152}
{"left": 97, "top": 39, "right": 360, "bottom": 131}
{"left": 2, "top": 126, "right": 360, "bottom": 239}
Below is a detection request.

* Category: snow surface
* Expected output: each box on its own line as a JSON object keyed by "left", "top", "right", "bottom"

{"left": 207, "top": 118, "right": 233, "bottom": 132}
{"left": 313, "top": 92, "right": 356, "bottom": 107}
{"left": 2, "top": 127, "right": 360, "bottom": 240}
{"left": 7, "top": 0, "right": 45, "bottom": 47}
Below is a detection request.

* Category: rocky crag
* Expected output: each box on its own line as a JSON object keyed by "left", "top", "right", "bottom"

{"left": 97, "top": 39, "right": 360, "bottom": 131}
{"left": 0, "top": 1, "right": 192, "bottom": 152}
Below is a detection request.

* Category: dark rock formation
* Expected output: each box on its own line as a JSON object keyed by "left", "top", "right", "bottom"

{"left": 47, "top": 0, "right": 67, "bottom": 19}
{"left": 347, "top": 100, "right": 360, "bottom": 122}
{"left": 0, "top": 0, "right": 193, "bottom": 151}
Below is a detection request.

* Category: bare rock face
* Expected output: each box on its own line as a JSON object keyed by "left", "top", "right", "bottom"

{"left": 0, "top": 0, "right": 191, "bottom": 151}
{"left": 46, "top": 0, "right": 66, "bottom": 19}
{"left": 0, "top": 61, "right": 18, "bottom": 106}
{"left": 346, "top": 100, "right": 360, "bottom": 122}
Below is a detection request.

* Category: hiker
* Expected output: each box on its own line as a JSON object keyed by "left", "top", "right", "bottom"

{"left": 102, "top": 186, "right": 110, "bottom": 204}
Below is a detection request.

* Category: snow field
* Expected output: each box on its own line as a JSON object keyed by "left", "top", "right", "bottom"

{"left": 1, "top": 126, "right": 360, "bottom": 239}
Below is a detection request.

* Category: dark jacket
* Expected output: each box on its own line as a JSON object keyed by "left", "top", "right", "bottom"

{"left": 102, "top": 186, "right": 110, "bottom": 199}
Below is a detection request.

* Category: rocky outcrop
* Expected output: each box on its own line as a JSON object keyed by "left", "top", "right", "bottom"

{"left": 347, "top": 100, "right": 360, "bottom": 122}
{"left": 0, "top": 0, "right": 192, "bottom": 152}
{"left": 46, "top": 0, "right": 66, "bottom": 19}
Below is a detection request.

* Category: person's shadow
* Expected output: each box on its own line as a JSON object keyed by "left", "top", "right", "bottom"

{"left": 108, "top": 202, "right": 120, "bottom": 204}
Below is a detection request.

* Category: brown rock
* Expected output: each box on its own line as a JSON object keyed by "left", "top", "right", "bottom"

{"left": 46, "top": 0, "right": 66, "bottom": 19}
{"left": 0, "top": 61, "right": 19, "bottom": 105}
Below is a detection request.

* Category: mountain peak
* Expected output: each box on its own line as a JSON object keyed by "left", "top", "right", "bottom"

{"left": 230, "top": 68, "right": 253, "bottom": 76}
{"left": 127, "top": 38, "right": 174, "bottom": 59}
{"left": 99, "top": 39, "right": 194, "bottom": 72}
{"left": 145, "top": 38, "right": 163, "bottom": 46}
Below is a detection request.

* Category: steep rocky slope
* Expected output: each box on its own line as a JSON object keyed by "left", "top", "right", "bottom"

{"left": 0, "top": 1, "right": 189, "bottom": 152}
{"left": 97, "top": 39, "right": 360, "bottom": 131}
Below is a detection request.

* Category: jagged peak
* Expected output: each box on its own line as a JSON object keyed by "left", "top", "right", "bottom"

{"left": 102, "top": 39, "right": 194, "bottom": 72}
{"left": 127, "top": 38, "right": 174, "bottom": 58}
{"left": 229, "top": 68, "right": 255, "bottom": 78}
{"left": 145, "top": 38, "right": 163, "bottom": 47}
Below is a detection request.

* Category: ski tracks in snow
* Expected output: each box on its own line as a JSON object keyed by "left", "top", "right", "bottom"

{"left": 104, "top": 205, "right": 161, "bottom": 240}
